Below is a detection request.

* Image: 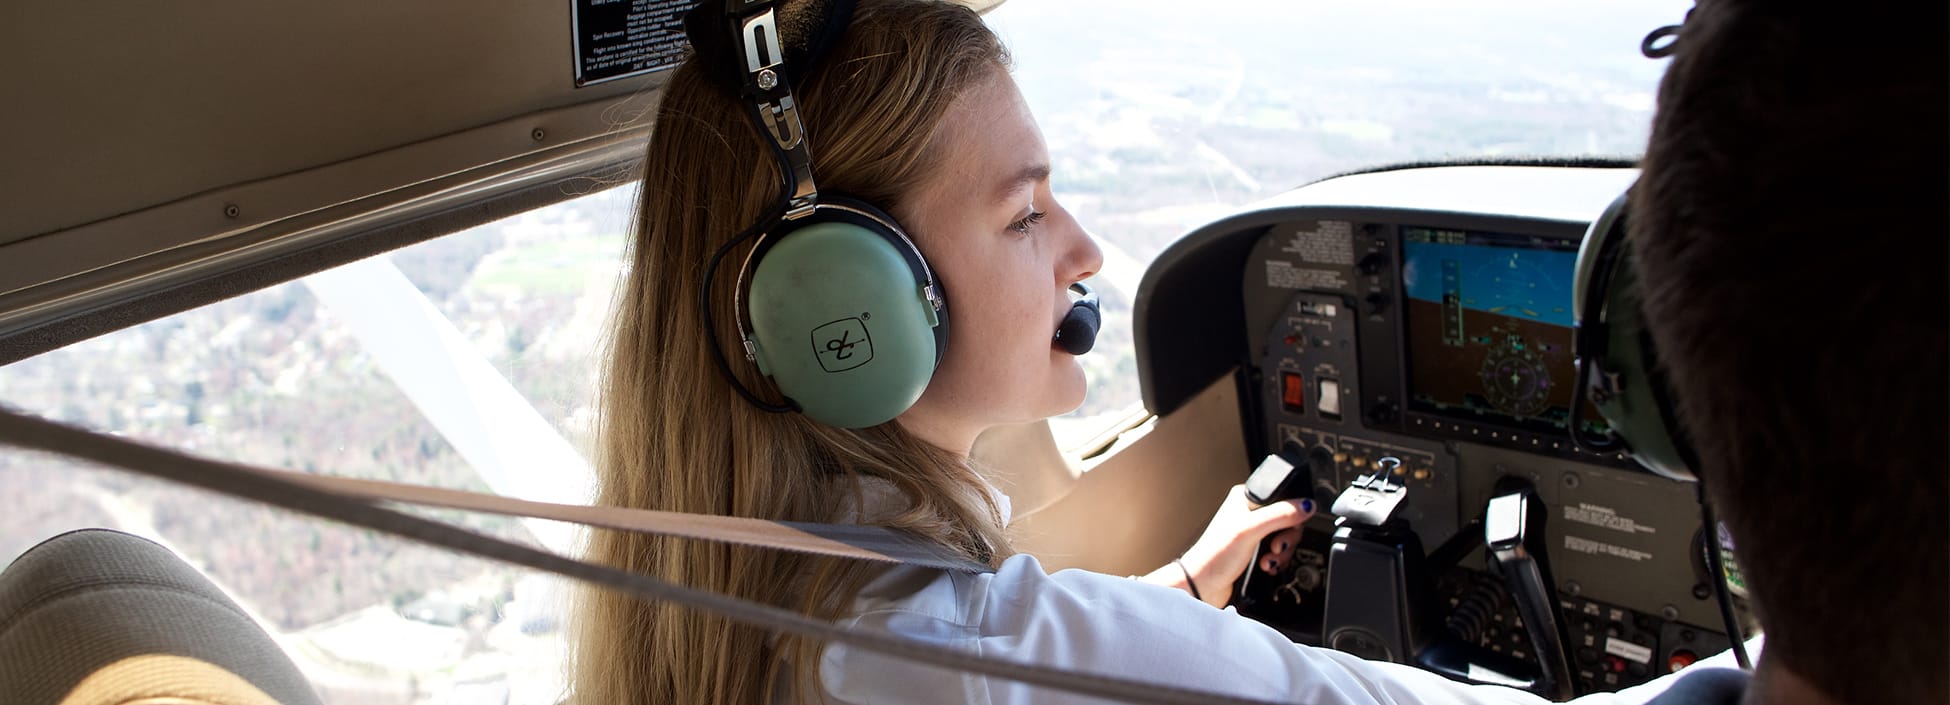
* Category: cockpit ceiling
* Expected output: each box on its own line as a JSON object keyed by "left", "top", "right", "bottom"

{"left": 0, "top": 0, "right": 1004, "bottom": 354}
{"left": 2, "top": 2, "right": 646, "bottom": 248}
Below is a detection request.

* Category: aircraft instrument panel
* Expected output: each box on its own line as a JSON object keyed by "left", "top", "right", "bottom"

{"left": 1133, "top": 165, "right": 1743, "bottom": 697}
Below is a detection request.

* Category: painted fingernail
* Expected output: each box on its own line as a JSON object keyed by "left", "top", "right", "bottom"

{"left": 1275, "top": 541, "right": 1289, "bottom": 553}
{"left": 1300, "top": 498, "right": 1315, "bottom": 513}
{"left": 1269, "top": 559, "right": 1283, "bottom": 572}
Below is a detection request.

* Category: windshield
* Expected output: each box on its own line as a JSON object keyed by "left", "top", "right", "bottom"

{"left": 985, "top": 0, "right": 1688, "bottom": 427}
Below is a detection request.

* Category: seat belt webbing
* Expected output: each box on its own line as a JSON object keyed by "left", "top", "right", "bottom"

{"left": 0, "top": 407, "right": 1288, "bottom": 705}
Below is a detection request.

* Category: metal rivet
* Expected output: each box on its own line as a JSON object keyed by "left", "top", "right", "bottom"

{"left": 757, "top": 68, "right": 778, "bottom": 90}
{"left": 223, "top": 204, "right": 241, "bottom": 219}
{"left": 531, "top": 128, "right": 546, "bottom": 142}
{"left": 1661, "top": 605, "right": 1681, "bottom": 620}
{"left": 1563, "top": 472, "right": 1581, "bottom": 489}
{"left": 1565, "top": 580, "right": 1582, "bottom": 597}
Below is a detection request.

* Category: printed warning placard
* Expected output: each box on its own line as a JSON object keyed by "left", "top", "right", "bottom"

{"left": 574, "top": 0, "right": 692, "bottom": 87}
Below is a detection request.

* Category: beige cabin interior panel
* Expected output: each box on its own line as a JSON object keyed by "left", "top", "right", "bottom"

{"left": 1006, "top": 375, "right": 1249, "bottom": 577}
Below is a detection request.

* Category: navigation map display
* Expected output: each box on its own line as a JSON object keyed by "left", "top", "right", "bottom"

{"left": 1401, "top": 227, "right": 1607, "bottom": 436}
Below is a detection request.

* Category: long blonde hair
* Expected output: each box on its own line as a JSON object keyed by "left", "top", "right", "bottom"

{"left": 572, "top": 2, "right": 1013, "bottom": 703}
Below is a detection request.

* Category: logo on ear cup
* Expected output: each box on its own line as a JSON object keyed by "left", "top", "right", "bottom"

{"left": 812, "top": 317, "right": 874, "bottom": 372}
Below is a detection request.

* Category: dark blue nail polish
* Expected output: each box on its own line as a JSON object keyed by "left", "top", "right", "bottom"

{"left": 1301, "top": 498, "right": 1315, "bottom": 513}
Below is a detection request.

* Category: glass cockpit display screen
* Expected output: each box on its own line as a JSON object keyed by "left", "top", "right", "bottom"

{"left": 1401, "top": 227, "right": 1607, "bottom": 436}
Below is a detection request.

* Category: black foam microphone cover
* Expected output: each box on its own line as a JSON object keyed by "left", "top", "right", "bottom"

{"left": 1055, "top": 282, "right": 1101, "bottom": 356}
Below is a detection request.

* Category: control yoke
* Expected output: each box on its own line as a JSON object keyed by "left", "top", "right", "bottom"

{"left": 1236, "top": 441, "right": 1327, "bottom": 604}
{"left": 1482, "top": 482, "right": 1574, "bottom": 699}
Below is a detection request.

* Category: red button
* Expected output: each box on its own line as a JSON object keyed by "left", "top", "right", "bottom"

{"left": 1669, "top": 650, "right": 1698, "bottom": 672}
{"left": 1607, "top": 656, "right": 1627, "bottom": 673}
{"left": 1282, "top": 372, "right": 1306, "bottom": 411}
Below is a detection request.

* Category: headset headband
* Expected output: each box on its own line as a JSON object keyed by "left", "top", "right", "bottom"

{"left": 684, "top": 0, "right": 858, "bottom": 219}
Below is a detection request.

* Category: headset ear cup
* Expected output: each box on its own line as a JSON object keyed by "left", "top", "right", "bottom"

{"left": 1573, "top": 189, "right": 1697, "bottom": 482}
{"left": 822, "top": 196, "right": 950, "bottom": 370}
{"left": 744, "top": 202, "right": 944, "bottom": 428}
{"left": 1596, "top": 254, "right": 1696, "bottom": 481}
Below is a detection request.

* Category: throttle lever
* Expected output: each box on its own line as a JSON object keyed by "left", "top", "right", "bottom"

{"left": 1485, "top": 486, "right": 1574, "bottom": 700}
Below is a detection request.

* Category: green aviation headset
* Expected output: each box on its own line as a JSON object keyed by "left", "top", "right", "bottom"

{"left": 685, "top": 0, "right": 1102, "bottom": 429}
{"left": 687, "top": 0, "right": 947, "bottom": 429}
{"left": 1570, "top": 187, "right": 1698, "bottom": 482}
{"left": 1574, "top": 183, "right": 1753, "bottom": 671}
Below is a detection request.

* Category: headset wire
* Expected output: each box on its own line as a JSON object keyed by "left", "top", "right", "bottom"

{"left": 1696, "top": 482, "right": 1753, "bottom": 670}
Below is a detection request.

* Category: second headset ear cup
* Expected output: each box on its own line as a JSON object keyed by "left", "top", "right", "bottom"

{"left": 1571, "top": 190, "right": 1695, "bottom": 482}
{"left": 1581, "top": 244, "right": 1694, "bottom": 482}
{"left": 744, "top": 201, "right": 946, "bottom": 428}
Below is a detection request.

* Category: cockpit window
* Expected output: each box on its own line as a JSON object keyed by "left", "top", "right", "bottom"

{"left": 984, "top": 0, "right": 1689, "bottom": 441}
{"left": 0, "top": 184, "right": 633, "bottom": 703}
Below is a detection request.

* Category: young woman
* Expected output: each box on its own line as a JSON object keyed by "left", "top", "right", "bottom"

{"left": 571, "top": 1, "right": 1323, "bottom": 702}
{"left": 570, "top": 2, "right": 1742, "bottom": 704}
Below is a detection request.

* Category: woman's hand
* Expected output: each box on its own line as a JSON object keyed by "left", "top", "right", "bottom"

{"left": 1141, "top": 484, "right": 1315, "bottom": 608}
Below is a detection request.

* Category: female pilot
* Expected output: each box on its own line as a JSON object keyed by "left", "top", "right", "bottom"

{"left": 570, "top": 2, "right": 1725, "bottom": 704}
{"left": 569, "top": 1, "right": 1323, "bottom": 702}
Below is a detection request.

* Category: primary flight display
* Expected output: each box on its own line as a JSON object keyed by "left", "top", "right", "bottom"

{"left": 1400, "top": 227, "right": 1604, "bottom": 437}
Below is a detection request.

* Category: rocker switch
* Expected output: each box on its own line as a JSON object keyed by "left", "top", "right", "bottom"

{"left": 1318, "top": 378, "right": 1342, "bottom": 420}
